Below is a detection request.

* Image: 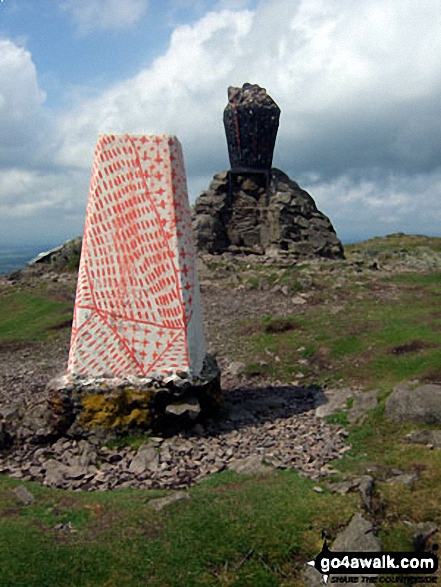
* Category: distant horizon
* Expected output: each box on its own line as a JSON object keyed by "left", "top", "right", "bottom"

{"left": 1, "top": 228, "right": 441, "bottom": 253}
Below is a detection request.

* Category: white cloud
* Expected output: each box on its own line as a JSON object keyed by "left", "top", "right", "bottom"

{"left": 52, "top": 0, "right": 441, "bottom": 242}
{"left": 3, "top": 0, "right": 441, "bottom": 245}
{"left": 56, "top": 0, "right": 441, "bottom": 175}
{"left": 0, "top": 40, "right": 47, "bottom": 162}
{"left": 307, "top": 171, "right": 441, "bottom": 241}
{"left": 0, "top": 166, "right": 88, "bottom": 243}
{"left": 61, "top": 0, "right": 148, "bottom": 35}
{"left": 0, "top": 168, "right": 82, "bottom": 214}
{"left": 55, "top": 9, "right": 254, "bottom": 169}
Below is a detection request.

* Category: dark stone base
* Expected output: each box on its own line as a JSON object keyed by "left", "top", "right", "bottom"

{"left": 193, "top": 168, "right": 344, "bottom": 259}
{"left": 45, "top": 355, "right": 222, "bottom": 439}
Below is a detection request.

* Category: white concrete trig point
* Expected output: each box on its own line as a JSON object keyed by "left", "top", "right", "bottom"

{"left": 48, "top": 134, "right": 221, "bottom": 436}
{"left": 68, "top": 133, "right": 206, "bottom": 379}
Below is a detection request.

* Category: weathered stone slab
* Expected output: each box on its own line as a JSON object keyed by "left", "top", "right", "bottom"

{"left": 223, "top": 83, "right": 280, "bottom": 170}
{"left": 68, "top": 134, "right": 205, "bottom": 379}
{"left": 302, "top": 514, "right": 381, "bottom": 585}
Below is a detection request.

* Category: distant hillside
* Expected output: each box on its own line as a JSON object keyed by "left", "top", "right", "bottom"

{"left": 344, "top": 233, "right": 441, "bottom": 270}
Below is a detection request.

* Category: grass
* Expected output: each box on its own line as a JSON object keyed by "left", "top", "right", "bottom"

{"left": 336, "top": 399, "right": 441, "bottom": 552}
{"left": 243, "top": 270, "right": 441, "bottom": 388}
{"left": 0, "top": 472, "right": 357, "bottom": 586}
{"left": 0, "top": 291, "right": 73, "bottom": 341}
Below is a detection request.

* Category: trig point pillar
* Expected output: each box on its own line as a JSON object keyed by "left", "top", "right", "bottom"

{"left": 48, "top": 134, "right": 221, "bottom": 436}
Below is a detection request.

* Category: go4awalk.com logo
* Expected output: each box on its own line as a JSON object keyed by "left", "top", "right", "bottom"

{"left": 307, "top": 541, "right": 438, "bottom": 584}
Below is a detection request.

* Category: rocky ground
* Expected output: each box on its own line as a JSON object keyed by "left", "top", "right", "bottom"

{"left": 0, "top": 263, "right": 353, "bottom": 492}
{"left": 1, "top": 241, "right": 440, "bottom": 493}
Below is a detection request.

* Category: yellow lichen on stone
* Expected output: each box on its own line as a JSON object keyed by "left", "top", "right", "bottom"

{"left": 78, "top": 387, "right": 154, "bottom": 430}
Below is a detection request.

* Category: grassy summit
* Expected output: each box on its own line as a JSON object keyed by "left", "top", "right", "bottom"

{"left": 0, "top": 233, "right": 440, "bottom": 586}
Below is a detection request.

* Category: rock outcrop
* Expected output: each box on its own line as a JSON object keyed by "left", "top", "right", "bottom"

{"left": 28, "top": 236, "right": 82, "bottom": 270}
{"left": 193, "top": 168, "right": 344, "bottom": 259}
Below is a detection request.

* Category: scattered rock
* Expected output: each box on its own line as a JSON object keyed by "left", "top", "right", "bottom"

{"left": 327, "top": 479, "right": 360, "bottom": 495}
{"left": 129, "top": 444, "right": 159, "bottom": 475}
{"left": 386, "top": 473, "right": 419, "bottom": 488}
{"left": 43, "top": 459, "right": 70, "bottom": 487}
{"left": 332, "top": 513, "right": 381, "bottom": 552}
{"left": 301, "top": 564, "right": 326, "bottom": 587}
{"left": 328, "top": 475, "right": 375, "bottom": 512}
{"left": 315, "top": 388, "right": 355, "bottom": 418}
{"left": 20, "top": 400, "right": 56, "bottom": 444}
{"left": 315, "top": 388, "right": 379, "bottom": 423}
{"left": 292, "top": 295, "right": 307, "bottom": 305}
{"left": 12, "top": 484, "right": 35, "bottom": 506}
{"left": 28, "top": 237, "right": 82, "bottom": 270}
{"left": 228, "top": 455, "right": 270, "bottom": 475}
{"left": 358, "top": 475, "right": 374, "bottom": 512}
{"left": 405, "top": 429, "right": 441, "bottom": 448}
{"left": 226, "top": 362, "right": 246, "bottom": 377}
{"left": 54, "top": 522, "right": 75, "bottom": 533}
{"left": 303, "top": 514, "right": 381, "bottom": 585}
{"left": 331, "top": 514, "right": 381, "bottom": 581}
{"left": 148, "top": 492, "right": 190, "bottom": 512}
{"left": 385, "top": 383, "right": 441, "bottom": 425}
{"left": 0, "top": 386, "right": 349, "bottom": 491}
{"left": 165, "top": 398, "right": 201, "bottom": 420}
{"left": 347, "top": 390, "right": 378, "bottom": 424}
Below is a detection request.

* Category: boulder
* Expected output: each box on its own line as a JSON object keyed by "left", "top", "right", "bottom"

{"left": 227, "top": 455, "right": 270, "bottom": 475}
{"left": 12, "top": 485, "right": 35, "bottom": 506}
{"left": 332, "top": 513, "right": 381, "bottom": 552}
{"left": 385, "top": 383, "right": 441, "bottom": 425}
{"left": 148, "top": 492, "right": 190, "bottom": 512}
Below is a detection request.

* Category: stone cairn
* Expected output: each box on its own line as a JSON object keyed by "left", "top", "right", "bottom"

{"left": 47, "top": 134, "right": 221, "bottom": 438}
{"left": 193, "top": 83, "right": 344, "bottom": 259}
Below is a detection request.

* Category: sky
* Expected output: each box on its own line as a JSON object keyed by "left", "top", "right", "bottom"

{"left": 0, "top": 0, "right": 441, "bottom": 247}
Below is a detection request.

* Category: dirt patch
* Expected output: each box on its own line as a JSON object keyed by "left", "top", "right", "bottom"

{"left": 0, "top": 507, "right": 21, "bottom": 518}
{"left": 347, "top": 322, "right": 377, "bottom": 337}
{"left": 307, "top": 347, "right": 331, "bottom": 372}
{"left": 263, "top": 318, "right": 300, "bottom": 334}
{"left": 0, "top": 340, "right": 34, "bottom": 352}
{"left": 208, "top": 482, "right": 246, "bottom": 493}
{"left": 239, "top": 317, "right": 301, "bottom": 336}
{"left": 391, "top": 340, "right": 437, "bottom": 355}
{"left": 45, "top": 319, "right": 73, "bottom": 332}
{"left": 239, "top": 322, "right": 263, "bottom": 336}
{"left": 422, "top": 368, "right": 441, "bottom": 384}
